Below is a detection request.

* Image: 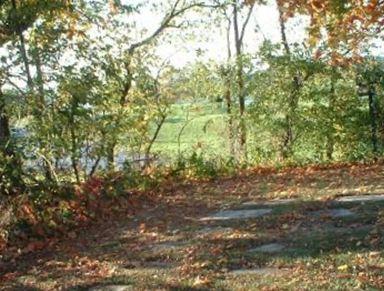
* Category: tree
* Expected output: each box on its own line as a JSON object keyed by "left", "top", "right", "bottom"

{"left": 0, "top": 0, "right": 77, "bottom": 193}
{"left": 356, "top": 58, "right": 384, "bottom": 157}
{"left": 275, "top": 0, "right": 384, "bottom": 63}
{"left": 232, "top": 0, "right": 255, "bottom": 161}
{"left": 99, "top": 0, "right": 223, "bottom": 170}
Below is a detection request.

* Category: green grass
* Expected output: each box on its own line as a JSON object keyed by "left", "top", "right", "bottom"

{"left": 149, "top": 101, "right": 323, "bottom": 165}
{"left": 152, "top": 102, "right": 230, "bottom": 161}
{"left": 150, "top": 100, "right": 380, "bottom": 167}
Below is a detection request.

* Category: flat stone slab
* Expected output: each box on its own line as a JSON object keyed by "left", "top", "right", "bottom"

{"left": 197, "top": 226, "right": 233, "bottom": 235}
{"left": 150, "top": 241, "right": 186, "bottom": 253}
{"left": 90, "top": 285, "right": 134, "bottom": 291}
{"left": 229, "top": 267, "right": 288, "bottom": 276}
{"left": 336, "top": 194, "right": 384, "bottom": 203}
{"left": 248, "top": 243, "right": 285, "bottom": 253}
{"left": 312, "top": 208, "right": 355, "bottom": 218}
{"left": 200, "top": 209, "right": 272, "bottom": 221}
{"left": 243, "top": 198, "right": 298, "bottom": 207}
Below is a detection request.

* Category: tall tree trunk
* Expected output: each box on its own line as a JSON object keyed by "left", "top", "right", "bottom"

{"left": 106, "top": 140, "right": 115, "bottom": 172}
{"left": 368, "top": 85, "right": 378, "bottom": 157}
{"left": 326, "top": 71, "right": 336, "bottom": 160}
{"left": 31, "top": 46, "right": 55, "bottom": 182}
{"left": 70, "top": 126, "right": 80, "bottom": 183}
{"left": 277, "top": 3, "right": 299, "bottom": 160}
{"left": 0, "top": 88, "right": 24, "bottom": 194}
{"left": 224, "top": 16, "right": 235, "bottom": 157}
{"left": 68, "top": 99, "right": 81, "bottom": 183}
{"left": 0, "top": 90, "right": 11, "bottom": 156}
{"left": 233, "top": 1, "right": 247, "bottom": 161}
{"left": 12, "top": 0, "right": 54, "bottom": 185}
{"left": 223, "top": 69, "right": 235, "bottom": 157}
{"left": 105, "top": 58, "right": 133, "bottom": 172}
{"left": 12, "top": 0, "right": 33, "bottom": 90}
{"left": 31, "top": 47, "right": 46, "bottom": 106}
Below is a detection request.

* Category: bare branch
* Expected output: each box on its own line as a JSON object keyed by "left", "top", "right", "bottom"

{"left": 239, "top": 2, "right": 255, "bottom": 45}
{"left": 129, "top": 1, "right": 223, "bottom": 53}
{"left": 226, "top": 16, "right": 232, "bottom": 59}
{"left": 277, "top": 3, "right": 290, "bottom": 55}
{"left": 4, "top": 77, "right": 26, "bottom": 97}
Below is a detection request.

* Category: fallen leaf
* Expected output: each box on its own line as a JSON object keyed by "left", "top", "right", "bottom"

{"left": 338, "top": 264, "right": 349, "bottom": 271}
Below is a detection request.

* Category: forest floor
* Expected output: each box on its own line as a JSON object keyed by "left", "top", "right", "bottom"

{"left": 1, "top": 163, "right": 384, "bottom": 290}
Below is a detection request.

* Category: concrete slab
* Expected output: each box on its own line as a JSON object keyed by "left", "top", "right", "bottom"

{"left": 336, "top": 194, "right": 384, "bottom": 203}
{"left": 242, "top": 198, "right": 298, "bottom": 207}
{"left": 248, "top": 243, "right": 285, "bottom": 253}
{"left": 200, "top": 209, "right": 272, "bottom": 221}
{"left": 229, "top": 267, "right": 288, "bottom": 276}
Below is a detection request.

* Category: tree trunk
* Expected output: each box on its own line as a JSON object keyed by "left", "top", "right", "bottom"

{"left": 223, "top": 69, "right": 235, "bottom": 157}
{"left": 106, "top": 141, "right": 115, "bottom": 172}
{"left": 0, "top": 88, "right": 24, "bottom": 194}
{"left": 224, "top": 16, "right": 235, "bottom": 158}
{"left": 233, "top": 1, "right": 247, "bottom": 161}
{"left": 277, "top": 3, "right": 299, "bottom": 160}
{"left": 144, "top": 113, "right": 166, "bottom": 167}
{"left": 12, "top": 0, "right": 33, "bottom": 90}
{"left": 69, "top": 119, "right": 80, "bottom": 183}
{"left": 12, "top": 1, "right": 55, "bottom": 184}
{"left": 31, "top": 46, "right": 55, "bottom": 182}
{"left": 368, "top": 85, "right": 379, "bottom": 157}
{"left": 326, "top": 71, "right": 336, "bottom": 161}
{"left": 31, "top": 47, "right": 46, "bottom": 106}
{"left": 0, "top": 90, "right": 11, "bottom": 156}
{"left": 106, "top": 58, "right": 133, "bottom": 172}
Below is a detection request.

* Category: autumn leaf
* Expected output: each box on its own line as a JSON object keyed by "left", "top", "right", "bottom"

{"left": 337, "top": 264, "right": 349, "bottom": 271}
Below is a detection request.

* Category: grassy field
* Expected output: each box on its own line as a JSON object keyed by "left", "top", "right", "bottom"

{"left": 151, "top": 101, "right": 231, "bottom": 161}
{"left": 150, "top": 101, "right": 300, "bottom": 165}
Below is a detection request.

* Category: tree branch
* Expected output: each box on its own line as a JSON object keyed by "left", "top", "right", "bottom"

{"left": 128, "top": 1, "right": 223, "bottom": 53}
{"left": 239, "top": 2, "right": 255, "bottom": 45}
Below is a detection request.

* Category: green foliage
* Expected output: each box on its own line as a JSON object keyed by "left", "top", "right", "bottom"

{"left": 0, "top": 152, "right": 23, "bottom": 195}
{"left": 178, "top": 151, "right": 219, "bottom": 179}
{"left": 247, "top": 41, "right": 384, "bottom": 164}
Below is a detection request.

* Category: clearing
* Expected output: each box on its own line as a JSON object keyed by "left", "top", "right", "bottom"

{"left": 1, "top": 163, "right": 384, "bottom": 290}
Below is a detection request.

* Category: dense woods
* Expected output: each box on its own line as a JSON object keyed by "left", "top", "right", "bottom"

{"left": 0, "top": 0, "right": 384, "bottom": 282}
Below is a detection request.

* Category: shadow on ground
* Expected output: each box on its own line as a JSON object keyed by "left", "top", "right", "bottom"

{"left": 1, "top": 164, "right": 384, "bottom": 290}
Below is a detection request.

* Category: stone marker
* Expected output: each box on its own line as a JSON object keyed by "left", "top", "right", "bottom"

{"left": 200, "top": 209, "right": 272, "bottom": 221}
{"left": 197, "top": 226, "right": 233, "bottom": 235}
{"left": 229, "top": 267, "right": 288, "bottom": 276}
{"left": 151, "top": 241, "right": 185, "bottom": 253}
{"left": 336, "top": 194, "right": 384, "bottom": 203}
{"left": 248, "top": 243, "right": 285, "bottom": 253}
{"left": 242, "top": 198, "right": 298, "bottom": 207}
{"left": 312, "top": 208, "right": 355, "bottom": 218}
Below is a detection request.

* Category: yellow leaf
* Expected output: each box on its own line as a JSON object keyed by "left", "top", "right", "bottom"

{"left": 338, "top": 264, "right": 348, "bottom": 271}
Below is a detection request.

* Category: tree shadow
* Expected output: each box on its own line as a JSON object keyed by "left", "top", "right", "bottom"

{"left": 68, "top": 276, "right": 212, "bottom": 291}
{"left": 197, "top": 197, "right": 384, "bottom": 271}
{"left": 1, "top": 185, "right": 383, "bottom": 290}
